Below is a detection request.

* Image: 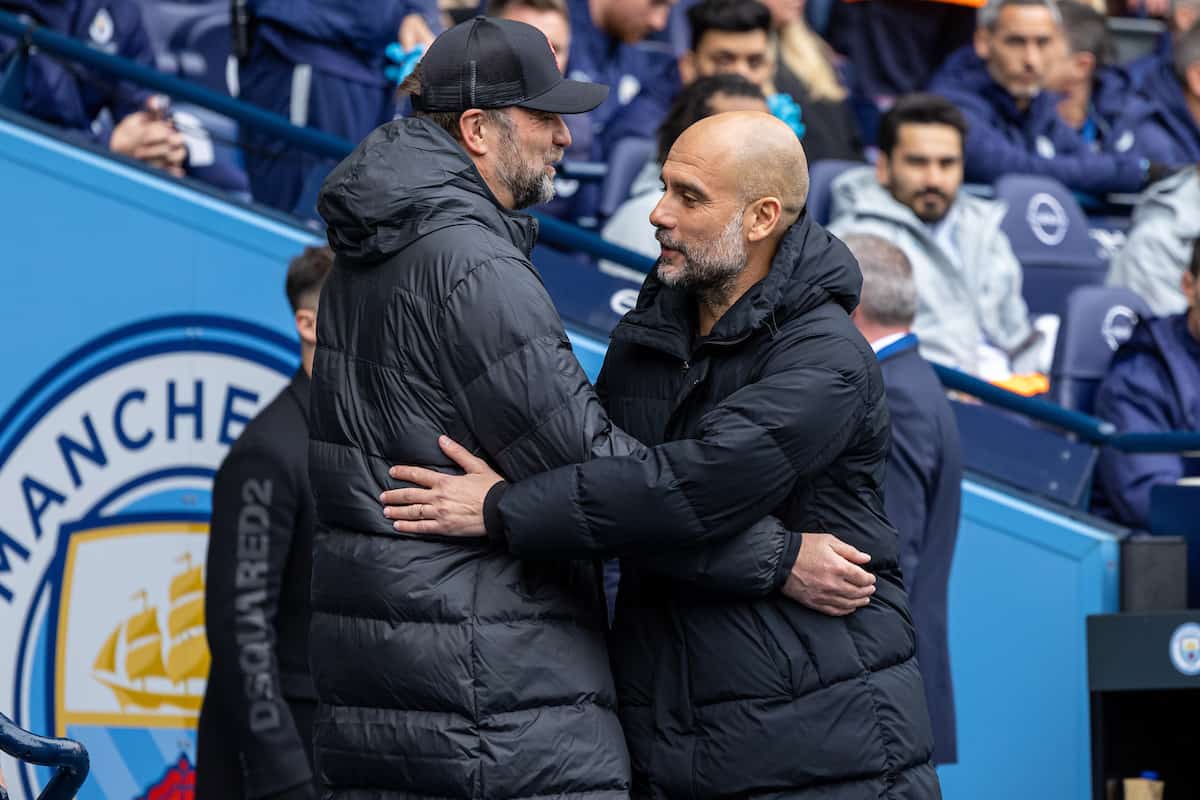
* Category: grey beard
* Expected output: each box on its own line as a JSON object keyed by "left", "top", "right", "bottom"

{"left": 655, "top": 211, "right": 747, "bottom": 306}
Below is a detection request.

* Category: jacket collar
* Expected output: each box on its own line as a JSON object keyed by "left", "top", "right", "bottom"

{"left": 612, "top": 212, "right": 861, "bottom": 359}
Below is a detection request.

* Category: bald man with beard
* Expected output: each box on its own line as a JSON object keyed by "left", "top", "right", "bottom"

{"left": 383, "top": 113, "right": 941, "bottom": 798}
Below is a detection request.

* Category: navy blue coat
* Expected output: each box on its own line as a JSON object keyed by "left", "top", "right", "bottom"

{"left": 930, "top": 48, "right": 1146, "bottom": 194}
{"left": 1120, "top": 60, "right": 1200, "bottom": 168}
{"left": 0, "top": 0, "right": 153, "bottom": 139}
{"left": 878, "top": 335, "right": 962, "bottom": 766}
{"left": 565, "top": 0, "right": 677, "bottom": 158}
{"left": 1093, "top": 314, "right": 1200, "bottom": 529}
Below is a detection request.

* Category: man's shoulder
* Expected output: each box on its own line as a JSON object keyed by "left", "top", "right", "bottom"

{"left": 225, "top": 383, "right": 308, "bottom": 466}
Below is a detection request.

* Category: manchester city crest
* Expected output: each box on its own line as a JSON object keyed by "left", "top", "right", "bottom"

{"left": 0, "top": 315, "right": 295, "bottom": 799}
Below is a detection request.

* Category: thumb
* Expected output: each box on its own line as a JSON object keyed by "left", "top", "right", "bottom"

{"left": 439, "top": 435, "right": 488, "bottom": 473}
{"left": 828, "top": 537, "right": 871, "bottom": 565}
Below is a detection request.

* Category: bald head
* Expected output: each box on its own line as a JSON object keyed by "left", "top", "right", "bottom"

{"left": 671, "top": 111, "right": 809, "bottom": 223}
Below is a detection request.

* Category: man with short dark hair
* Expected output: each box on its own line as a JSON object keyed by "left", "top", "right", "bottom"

{"left": 1049, "top": 0, "right": 1147, "bottom": 156}
{"left": 678, "top": 0, "right": 862, "bottom": 160}
{"left": 843, "top": 233, "right": 963, "bottom": 767}
{"left": 829, "top": 93, "right": 1040, "bottom": 377}
{"left": 198, "top": 244, "right": 334, "bottom": 800}
{"left": 931, "top": 0, "right": 1170, "bottom": 194}
{"left": 1094, "top": 239, "right": 1200, "bottom": 529}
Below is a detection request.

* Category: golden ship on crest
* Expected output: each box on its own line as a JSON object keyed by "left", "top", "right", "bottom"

{"left": 92, "top": 553, "right": 210, "bottom": 712}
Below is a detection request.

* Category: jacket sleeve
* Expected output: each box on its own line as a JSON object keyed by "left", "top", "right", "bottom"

{"left": 949, "top": 99, "right": 1146, "bottom": 195}
{"left": 1107, "top": 189, "right": 1194, "bottom": 317}
{"left": 630, "top": 521, "right": 802, "bottom": 598}
{"left": 1093, "top": 357, "right": 1185, "bottom": 529}
{"left": 439, "top": 257, "right": 799, "bottom": 588}
{"left": 496, "top": 344, "right": 869, "bottom": 559}
{"left": 206, "top": 447, "right": 313, "bottom": 799}
{"left": 980, "top": 227, "right": 1038, "bottom": 371}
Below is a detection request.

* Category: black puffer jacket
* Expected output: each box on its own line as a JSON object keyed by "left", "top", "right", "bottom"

{"left": 307, "top": 118, "right": 640, "bottom": 799}
{"left": 493, "top": 214, "right": 941, "bottom": 798}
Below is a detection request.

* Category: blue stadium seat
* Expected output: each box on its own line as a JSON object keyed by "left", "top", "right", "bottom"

{"left": 807, "top": 159, "right": 860, "bottom": 226}
{"left": 171, "top": 102, "right": 250, "bottom": 197}
{"left": 598, "top": 136, "right": 655, "bottom": 220}
{"left": 995, "top": 174, "right": 1108, "bottom": 317}
{"left": 138, "top": 1, "right": 228, "bottom": 93}
{"left": 1049, "top": 286, "right": 1150, "bottom": 415}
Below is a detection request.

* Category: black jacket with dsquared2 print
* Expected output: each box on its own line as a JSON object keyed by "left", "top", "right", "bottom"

{"left": 198, "top": 371, "right": 317, "bottom": 800}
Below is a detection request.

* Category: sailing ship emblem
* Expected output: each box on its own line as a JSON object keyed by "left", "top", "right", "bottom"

{"left": 92, "top": 553, "right": 210, "bottom": 712}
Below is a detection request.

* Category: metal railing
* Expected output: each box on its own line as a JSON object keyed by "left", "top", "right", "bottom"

{"left": 1, "top": 9, "right": 1196, "bottom": 455}
{"left": 0, "top": 714, "right": 88, "bottom": 800}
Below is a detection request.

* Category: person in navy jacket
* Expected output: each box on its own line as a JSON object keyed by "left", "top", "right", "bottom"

{"left": 844, "top": 232, "right": 963, "bottom": 766}
{"left": 1093, "top": 239, "right": 1200, "bottom": 530}
{"left": 0, "top": 0, "right": 186, "bottom": 172}
{"left": 1120, "top": 24, "right": 1200, "bottom": 169}
{"left": 929, "top": 0, "right": 1167, "bottom": 196}
{"left": 236, "top": 0, "right": 440, "bottom": 214}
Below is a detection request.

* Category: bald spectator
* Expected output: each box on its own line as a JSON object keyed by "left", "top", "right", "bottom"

{"left": 844, "top": 233, "right": 962, "bottom": 767}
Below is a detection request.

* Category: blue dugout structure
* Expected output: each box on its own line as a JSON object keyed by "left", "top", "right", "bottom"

{"left": 1, "top": 12, "right": 1198, "bottom": 798}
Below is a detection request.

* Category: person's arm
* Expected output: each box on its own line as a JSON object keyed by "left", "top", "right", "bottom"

{"left": 981, "top": 227, "right": 1041, "bottom": 372}
{"left": 1093, "top": 360, "right": 1185, "bottom": 528}
{"left": 493, "top": 344, "right": 870, "bottom": 560}
{"left": 205, "top": 448, "right": 314, "bottom": 799}
{"left": 952, "top": 102, "right": 1148, "bottom": 195}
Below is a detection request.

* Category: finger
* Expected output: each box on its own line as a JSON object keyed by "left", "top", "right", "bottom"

{"left": 838, "top": 562, "right": 877, "bottom": 587}
{"left": 828, "top": 537, "right": 871, "bottom": 565}
{"left": 391, "top": 518, "right": 450, "bottom": 535}
{"left": 438, "top": 436, "right": 489, "bottom": 474}
{"left": 388, "top": 465, "right": 444, "bottom": 487}
{"left": 379, "top": 487, "right": 434, "bottom": 509}
{"left": 384, "top": 503, "right": 427, "bottom": 521}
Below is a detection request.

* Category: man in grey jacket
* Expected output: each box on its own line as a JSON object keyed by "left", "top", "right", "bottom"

{"left": 829, "top": 94, "right": 1042, "bottom": 377}
{"left": 1109, "top": 166, "right": 1200, "bottom": 315}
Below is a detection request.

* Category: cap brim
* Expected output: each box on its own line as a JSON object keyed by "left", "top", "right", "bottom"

{"left": 518, "top": 78, "right": 609, "bottom": 114}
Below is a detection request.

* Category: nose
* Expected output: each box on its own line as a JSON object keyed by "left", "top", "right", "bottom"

{"left": 552, "top": 115, "right": 571, "bottom": 148}
{"left": 649, "top": 194, "right": 673, "bottom": 229}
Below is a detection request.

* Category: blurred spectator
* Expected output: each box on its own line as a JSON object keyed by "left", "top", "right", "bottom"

{"left": 1109, "top": 166, "right": 1200, "bottom": 314}
{"left": 1121, "top": 21, "right": 1200, "bottom": 166}
{"left": 488, "top": 0, "right": 590, "bottom": 221}
{"left": 930, "top": 0, "right": 1169, "bottom": 195}
{"left": 235, "top": 0, "right": 440, "bottom": 214}
{"left": 197, "top": 246, "right": 332, "bottom": 800}
{"left": 601, "top": 74, "right": 766, "bottom": 266}
{"left": 843, "top": 232, "right": 962, "bottom": 767}
{"left": 826, "top": 0, "right": 978, "bottom": 99}
{"left": 0, "top": 0, "right": 187, "bottom": 177}
{"left": 681, "top": 0, "right": 862, "bottom": 161}
{"left": 1092, "top": 237, "right": 1200, "bottom": 529}
{"left": 1124, "top": 0, "right": 1200, "bottom": 92}
{"left": 761, "top": 0, "right": 864, "bottom": 159}
{"left": 829, "top": 94, "right": 1042, "bottom": 377}
{"left": 1049, "top": 0, "right": 1149, "bottom": 155}
{"left": 565, "top": 0, "right": 678, "bottom": 156}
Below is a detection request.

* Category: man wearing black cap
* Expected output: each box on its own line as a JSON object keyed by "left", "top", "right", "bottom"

{"left": 306, "top": 17, "right": 626, "bottom": 799}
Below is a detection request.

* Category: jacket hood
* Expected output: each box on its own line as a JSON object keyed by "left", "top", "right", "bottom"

{"left": 317, "top": 117, "right": 537, "bottom": 265}
{"left": 615, "top": 212, "right": 861, "bottom": 356}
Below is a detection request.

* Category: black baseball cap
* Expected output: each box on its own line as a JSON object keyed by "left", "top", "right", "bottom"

{"left": 412, "top": 16, "right": 609, "bottom": 115}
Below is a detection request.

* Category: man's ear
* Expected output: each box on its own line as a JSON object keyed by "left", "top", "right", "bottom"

{"left": 746, "top": 196, "right": 784, "bottom": 243}
{"left": 295, "top": 308, "right": 317, "bottom": 348}
{"left": 875, "top": 151, "right": 891, "bottom": 187}
{"left": 458, "top": 109, "right": 489, "bottom": 157}
{"left": 679, "top": 52, "right": 697, "bottom": 85}
{"left": 974, "top": 26, "right": 991, "bottom": 60}
{"left": 1186, "top": 62, "right": 1200, "bottom": 101}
